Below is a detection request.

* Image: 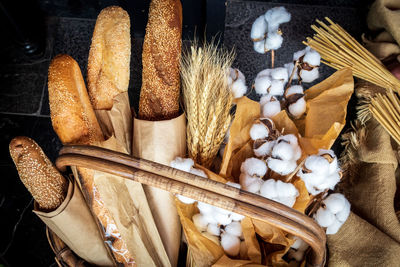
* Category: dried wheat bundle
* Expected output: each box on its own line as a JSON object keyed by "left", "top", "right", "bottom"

{"left": 181, "top": 40, "right": 235, "bottom": 168}
{"left": 368, "top": 91, "right": 400, "bottom": 145}
{"left": 304, "top": 17, "right": 400, "bottom": 93}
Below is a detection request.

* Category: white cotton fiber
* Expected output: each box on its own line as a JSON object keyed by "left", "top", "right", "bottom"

{"left": 254, "top": 40, "right": 266, "bottom": 54}
{"left": 202, "top": 232, "right": 220, "bottom": 245}
{"left": 260, "top": 179, "right": 298, "bottom": 207}
{"left": 225, "top": 221, "right": 243, "bottom": 237}
{"left": 254, "top": 75, "right": 272, "bottom": 95}
{"left": 300, "top": 68, "right": 319, "bottom": 83}
{"left": 262, "top": 100, "right": 281, "bottom": 118}
{"left": 285, "top": 85, "right": 304, "bottom": 96}
{"left": 318, "top": 149, "right": 339, "bottom": 175}
{"left": 229, "top": 67, "right": 245, "bottom": 82}
{"left": 284, "top": 62, "right": 299, "bottom": 80}
{"left": 240, "top": 157, "right": 268, "bottom": 177}
{"left": 293, "top": 49, "right": 307, "bottom": 61}
{"left": 260, "top": 179, "right": 278, "bottom": 199}
{"left": 272, "top": 141, "right": 295, "bottom": 161}
{"left": 250, "top": 123, "right": 269, "bottom": 140}
{"left": 170, "top": 157, "right": 194, "bottom": 172}
{"left": 299, "top": 172, "right": 325, "bottom": 188}
{"left": 177, "top": 195, "right": 196, "bottom": 204}
{"left": 203, "top": 213, "right": 218, "bottom": 225}
{"left": 323, "top": 193, "right": 346, "bottom": 214}
{"left": 271, "top": 67, "right": 289, "bottom": 82}
{"left": 326, "top": 219, "right": 342, "bottom": 235}
{"left": 213, "top": 206, "right": 231, "bottom": 216}
{"left": 335, "top": 197, "right": 350, "bottom": 222}
{"left": 207, "top": 223, "right": 221, "bottom": 236}
{"left": 193, "top": 213, "right": 209, "bottom": 232}
{"left": 269, "top": 79, "right": 285, "bottom": 96}
{"left": 197, "top": 201, "right": 214, "bottom": 214}
{"left": 259, "top": 94, "right": 274, "bottom": 106}
{"left": 267, "top": 158, "right": 296, "bottom": 175}
{"left": 254, "top": 140, "right": 276, "bottom": 157}
{"left": 221, "top": 233, "right": 241, "bottom": 256}
{"left": 288, "top": 97, "right": 306, "bottom": 118}
{"left": 256, "top": 68, "right": 272, "bottom": 79}
{"left": 316, "top": 172, "right": 340, "bottom": 191}
{"left": 231, "top": 79, "right": 247, "bottom": 98}
{"left": 264, "top": 6, "right": 291, "bottom": 32}
{"left": 303, "top": 49, "right": 321, "bottom": 66}
{"left": 251, "top": 15, "right": 268, "bottom": 40}
{"left": 314, "top": 207, "right": 336, "bottom": 227}
{"left": 240, "top": 173, "right": 263, "bottom": 193}
{"left": 276, "top": 180, "right": 299, "bottom": 198}
{"left": 304, "top": 155, "right": 330, "bottom": 176}
{"left": 278, "top": 134, "right": 299, "bottom": 147}
{"left": 230, "top": 212, "right": 245, "bottom": 221}
{"left": 265, "top": 32, "right": 283, "bottom": 50}
{"left": 190, "top": 168, "right": 207, "bottom": 178}
{"left": 215, "top": 212, "right": 232, "bottom": 226}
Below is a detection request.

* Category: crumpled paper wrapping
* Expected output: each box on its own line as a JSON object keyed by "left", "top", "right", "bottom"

{"left": 34, "top": 180, "right": 114, "bottom": 266}
{"left": 133, "top": 114, "right": 187, "bottom": 267}
{"left": 180, "top": 68, "right": 354, "bottom": 266}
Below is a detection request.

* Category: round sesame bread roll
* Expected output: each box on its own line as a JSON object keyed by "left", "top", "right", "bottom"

{"left": 87, "top": 6, "right": 131, "bottom": 110}
{"left": 9, "top": 136, "right": 68, "bottom": 211}
{"left": 139, "top": 0, "right": 182, "bottom": 120}
{"left": 48, "top": 54, "right": 104, "bottom": 144}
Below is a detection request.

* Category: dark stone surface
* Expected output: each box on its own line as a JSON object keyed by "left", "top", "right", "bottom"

{"left": 224, "top": 1, "right": 364, "bottom": 101}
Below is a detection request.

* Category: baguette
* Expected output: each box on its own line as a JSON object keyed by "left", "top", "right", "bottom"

{"left": 139, "top": 0, "right": 182, "bottom": 120}
{"left": 9, "top": 136, "right": 68, "bottom": 211}
{"left": 48, "top": 54, "right": 135, "bottom": 265}
{"left": 87, "top": 6, "right": 131, "bottom": 110}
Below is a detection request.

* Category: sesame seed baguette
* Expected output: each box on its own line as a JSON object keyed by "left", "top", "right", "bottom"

{"left": 139, "top": 0, "right": 182, "bottom": 120}
{"left": 48, "top": 54, "right": 135, "bottom": 265}
{"left": 9, "top": 136, "right": 68, "bottom": 211}
{"left": 87, "top": 6, "right": 131, "bottom": 110}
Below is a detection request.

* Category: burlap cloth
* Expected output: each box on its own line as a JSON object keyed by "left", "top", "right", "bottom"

{"left": 364, "top": 0, "right": 400, "bottom": 61}
{"left": 327, "top": 82, "right": 400, "bottom": 266}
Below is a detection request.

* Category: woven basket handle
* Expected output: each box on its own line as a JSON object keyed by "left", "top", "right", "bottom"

{"left": 56, "top": 145, "right": 326, "bottom": 267}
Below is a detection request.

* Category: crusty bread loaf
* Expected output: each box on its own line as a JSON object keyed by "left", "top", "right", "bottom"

{"left": 9, "top": 136, "right": 68, "bottom": 211}
{"left": 48, "top": 54, "right": 135, "bottom": 265}
{"left": 139, "top": 0, "right": 182, "bottom": 120}
{"left": 48, "top": 54, "right": 104, "bottom": 144}
{"left": 87, "top": 6, "right": 131, "bottom": 110}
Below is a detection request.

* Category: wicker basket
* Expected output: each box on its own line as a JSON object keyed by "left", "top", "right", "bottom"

{"left": 52, "top": 145, "right": 326, "bottom": 267}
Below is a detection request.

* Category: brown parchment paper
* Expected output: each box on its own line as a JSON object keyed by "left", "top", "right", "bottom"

{"left": 34, "top": 180, "right": 114, "bottom": 266}
{"left": 133, "top": 114, "right": 186, "bottom": 267}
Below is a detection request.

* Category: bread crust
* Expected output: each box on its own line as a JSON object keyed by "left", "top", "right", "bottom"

{"left": 48, "top": 54, "right": 104, "bottom": 144}
{"left": 87, "top": 6, "right": 131, "bottom": 110}
{"left": 9, "top": 136, "right": 68, "bottom": 211}
{"left": 139, "top": 0, "right": 182, "bottom": 120}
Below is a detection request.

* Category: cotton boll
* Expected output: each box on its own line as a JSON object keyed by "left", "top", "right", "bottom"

{"left": 271, "top": 67, "right": 289, "bottom": 82}
{"left": 293, "top": 49, "right": 307, "bottom": 61}
{"left": 260, "top": 179, "right": 278, "bottom": 199}
{"left": 316, "top": 172, "right": 340, "bottom": 191}
{"left": 262, "top": 99, "right": 281, "bottom": 118}
{"left": 259, "top": 94, "right": 274, "bottom": 106}
{"left": 250, "top": 123, "right": 269, "bottom": 140}
{"left": 231, "top": 79, "right": 247, "bottom": 98}
{"left": 272, "top": 141, "right": 295, "bottom": 161}
{"left": 303, "top": 49, "right": 321, "bottom": 66}
{"left": 251, "top": 15, "right": 268, "bottom": 40}
{"left": 240, "top": 173, "right": 263, "bottom": 193}
{"left": 221, "top": 233, "right": 241, "bottom": 256}
{"left": 304, "top": 155, "right": 330, "bottom": 176}
{"left": 230, "top": 212, "right": 245, "bottom": 221}
{"left": 285, "top": 85, "right": 304, "bottom": 97}
{"left": 254, "top": 40, "right": 266, "bottom": 54}
{"left": 197, "top": 201, "right": 214, "bottom": 215}
{"left": 323, "top": 193, "right": 346, "bottom": 214}
{"left": 229, "top": 68, "right": 245, "bottom": 82}
{"left": 265, "top": 32, "right": 283, "bottom": 50}
{"left": 240, "top": 157, "right": 268, "bottom": 177}
{"left": 256, "top": 68, "right": 272, "bottom": 79}
{"left": 207, "top": 223, "right": 221, "bottom": 236}
{"left": 213, "top": 206, "right": 231, "bottom": 216}
{"left": 225, "top": 221, "right": 243, "bottom": 237}
{"left": 278, "top": 196, "right": 297, "bottom": 207}
{"left": 254, "top": 75, "right": 272, "bottom": 95}
{"left": 288, "top": 97, "right": 306, "bottom": 118}
{"left": 190, "top": 168, "right": 207, "bottom": 178}
{"left": 254, "top": 140, "right": 276, "bottom": 157}
{"left": 284, "top": 62, "right": 299, "bottom": 80}
{"left": 318, "top": 149, "right": 339, "bottom": 175}
{"left": 193, "top": 213, "right": 209, "bottom": 232}
{"left": 202, "top": 232, "right": 220, "bottom": 245}
{"left": 264, "top": 6, "right": 291, "bottom": 32}
{"left": 215, "top": 212, "right": 232, "bottom": 226}
{"left": 170, "top": 157, "right": 194, "bottom": 172}
{"left": 326, "top": 219, "right": 343, "bottom": 235}
{"left": 278, "top": 134, "right": 299, "bottom": 147}
{"left": 293, "top": 146, "right": 302, "bottom": 161}
{"left": 298, "top": 172, "right": 326, "bottom": 187}
{"left": 203, "top": 213, "right": 218, "bottom": 225}
{"left": 314, "top": 208, "right": 335, "bottom": 227}
{"left": 300, "top": 68, "right": 319, "bottom": 83}
{"left": 335, "top": 197, "right": 351, "bottom": 223}
{"left": 269, "top": 79, "right": 285, "bottom": 96}
{"left": 268, "top": 158, "right": 296, "bottom": 175}
{"left": 177, "top": 195, "right": 196, "bottom": 204}
{"left": 276, "top": 180, "right": 299, "bottom": 198}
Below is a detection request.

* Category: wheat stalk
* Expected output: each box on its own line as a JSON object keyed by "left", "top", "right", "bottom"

{"left": 304, "top": 17, "right": 400, "bottom": 93}
{"left": 181, "top": 40, "right": 235, "bottom": 168}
